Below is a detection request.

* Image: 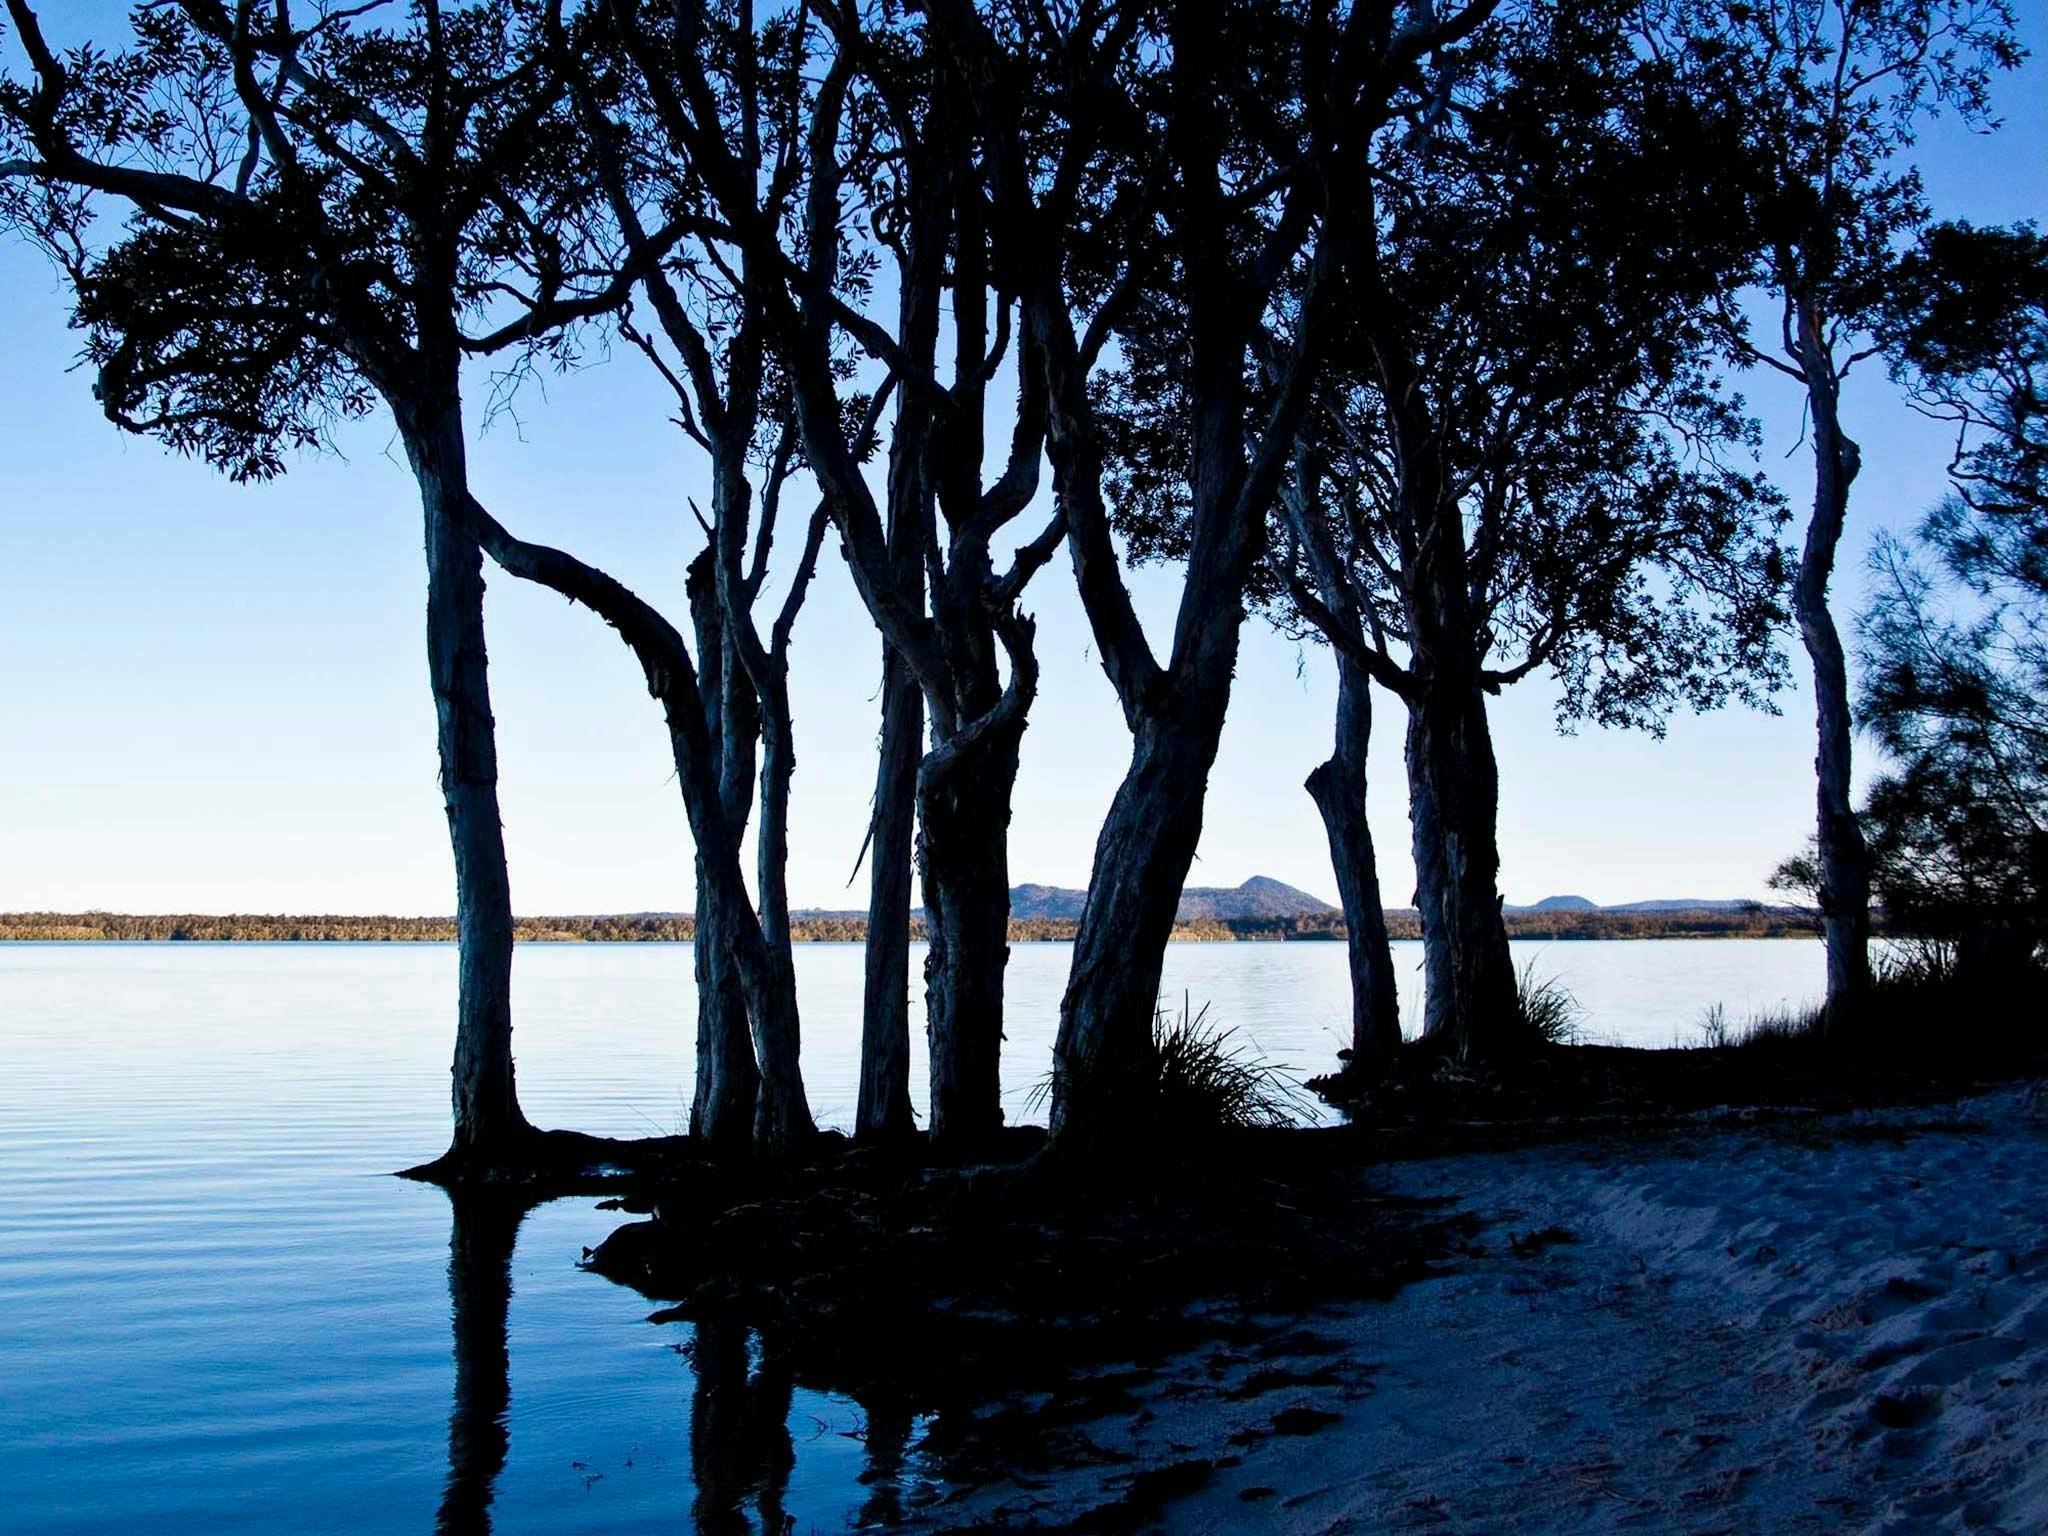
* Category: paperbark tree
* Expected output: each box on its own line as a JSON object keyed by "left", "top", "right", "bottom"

{"left": 0, "top": 0, "right": 577, "bottom": 1161}
{"left": 1283, "top": 6, "right": 1792, "bottom": 1062}
{"left": 599, "top": 2, "right": 1061, "bottom": 1152}
{"left": 1655, "top": 0, "right": 2022, "bottom": 1029}
{"left": 1289, "top": 478, "right": 1403, "bottom": 1065}
{"left": 920, "top": 0, "right": 1506, "bottom": 1140}
{"left": 2, "top": 0, "right": 815, "bottom": 1158}
{"left": 557, "top": 5, "right": 855, "bottom": 1150}
{"left": 1102, "top": 2, "right": 1791, "bottom": 1065}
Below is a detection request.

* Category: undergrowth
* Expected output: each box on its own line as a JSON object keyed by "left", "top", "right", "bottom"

{"left": 1694, "top": 937, "right": 2042, "bottom": 1059}
{"left": 1518, "top": 961, "right": 1585, "bottom": 1046}
{"left": 1036, "top": 993, "right": 1301, "bottom": 1140}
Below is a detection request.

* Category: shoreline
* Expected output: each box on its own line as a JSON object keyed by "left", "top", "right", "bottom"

{"left": 861, "top": 1082, "right": 2047, "bottom": 1531}
{"left": 0, "top": 913, "right": 1825, "bottom": 944}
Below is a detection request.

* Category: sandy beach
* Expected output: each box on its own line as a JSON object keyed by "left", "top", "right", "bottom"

{"left": 898, "top": 1082, "right": 2048, "bottom": 1532}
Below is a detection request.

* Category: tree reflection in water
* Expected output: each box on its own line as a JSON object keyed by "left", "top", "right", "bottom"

{"left": 436, "top": 1195, "right": 907, "bottom": 1533}
{"left": 689, "top": 1318, "right": 797, "bottom": 1533}
{"left": 852, "top": 1395, "right": 916, "bottom": 1528}
{"left": 436, "top": 1191, "right": 532, "bottom": 1536}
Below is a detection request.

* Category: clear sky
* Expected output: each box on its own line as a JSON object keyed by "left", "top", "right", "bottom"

{"left": 1, "top": 3, "right": 2043, "bottom": 917}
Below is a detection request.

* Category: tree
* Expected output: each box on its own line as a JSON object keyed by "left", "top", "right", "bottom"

{"left": 555, "top": 0, "right": 854, "bottom": 1152}
{"left": 1, "top": 0, "right": 590, "bottom": 1161}
{"left": 922, "top": 0, "right": 1503, "bottom": 1141}
{"left": 1657, "top": 0, "right": 2023, "bottom": 1028}
{"left": 1, "top": 0, "right": 815, "bottom": 1160}
{"left": 598, "top": 1, "right": 1062, "bottom": 1152}
{"left": 1104, "top": 1, "right": 1789, "bottom": 1065}
{"left": 1856, "top": 221, "right": 2047, "bottom": 964}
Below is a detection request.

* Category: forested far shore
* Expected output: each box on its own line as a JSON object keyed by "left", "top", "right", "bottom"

{"left": 0, "top": 908, "right": 1823, "bottom": 945}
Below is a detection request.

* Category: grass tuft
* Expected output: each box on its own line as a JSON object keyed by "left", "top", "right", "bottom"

{"left": 1517, "top": 961, "right": 1585, "bottom": 1047}
{"left": 1036, "top": 993, "right": 1301, "bottom": 1139}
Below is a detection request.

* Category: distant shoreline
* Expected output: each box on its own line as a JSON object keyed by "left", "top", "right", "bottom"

{"left": 1, "top": 909, "right": 1823, "bottom": 944}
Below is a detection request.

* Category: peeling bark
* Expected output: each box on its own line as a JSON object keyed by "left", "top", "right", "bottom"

{"left": 1393, "top": 433, "right": 1523, "bottom": 1061}
{"left": 1405, "top": 682, "right": 1521, "bottom": 1060}
{"left": 1053, "top": 695, "right": 1237, "bottom": 1126}
{"left": 1404, "top": 708, "right": 1459, "bottom": 1043}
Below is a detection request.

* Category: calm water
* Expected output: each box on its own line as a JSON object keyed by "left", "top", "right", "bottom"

{"left": 0, "top": 939, "right": 1822, "bottom": 1532}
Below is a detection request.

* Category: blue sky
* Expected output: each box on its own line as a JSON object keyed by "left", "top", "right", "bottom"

{"left": 1, "top": 3, "right": 2043, "bottom": 916}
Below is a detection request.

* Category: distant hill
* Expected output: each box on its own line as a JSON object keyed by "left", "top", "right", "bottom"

{"left": 1178, "top": 876, "right": 1336, "bottom": 920}
{"left": 1507, "top": 895, "right": 1765, "bottom": 915}
{"left": 1010, "top": 876, "right": 1334, "bottom": 924}
{"left": 1603, "top": 898, "right": 1764, "bottom": 914}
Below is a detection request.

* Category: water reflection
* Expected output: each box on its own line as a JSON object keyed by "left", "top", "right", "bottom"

{"left": 437, "top": 1192, "right": 531, "bottom": 1536}
{"left": 853, "top": 1395, "right": 917, "bottom": 1528}
{"left": 690, "top": 1319, "right": 797, "bottom": 1534}
{"left": 436, "top": 1191, "right": 813, "bottom": 1533}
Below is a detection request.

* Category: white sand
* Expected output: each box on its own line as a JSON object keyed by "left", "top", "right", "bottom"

{"left": 904, "top": 1082, "right": 2048, "bottom": 1532}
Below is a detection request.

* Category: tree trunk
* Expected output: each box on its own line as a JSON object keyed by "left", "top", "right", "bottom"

{"left": 1404, "top": 708, "right": 1459, "bottom": 1042}
{"left": 749, "top": 687, "right": 812, "bottom": 1150}
{"left": 686, "top": 550, "right": 761, "bottom": 1153}
{"left": 1405, "top": 678, "right": 1522, "bottom": 1060}
{"left": 1306, "top": 655, "right": 1402, "bottom": 1065}
{"left": 734, "top": 927, "right": 810, "bottom": 1151}
{"left": 438, "top": 1192, "right": 527, "bottom": 1536}
{"left": 407, "top": 410, "right": 532, "bottom": 1160}
{"left": 918, "top": 717, "right": 1024, "bottom": 1152}
{"left": 1387, "top": 429, "right": 1523, "bottom": 1064}
{"left": 457, "top": 479, "right": 808, "bottom": 1154}
{"left": 857, "top": 645, "right": 922, "bottom": 1144}
{"left": 689, "top": 865, "right": 757, "bottom": 1153}
{"left": 1051, "top": 695, "right": 1231, "bottom": 1137}
{"left": 1796, "top": 318, "right": 1873, "bottom": 1028}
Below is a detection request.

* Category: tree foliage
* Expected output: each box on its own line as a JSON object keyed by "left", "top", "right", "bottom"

{"left": 1858, "top": 221, "right": 2047, "bottom": 944}
{"left": 1103, "top": 0, "right": 1793, "bottom": 730}
{"left": 1, "top": 0, "right": 627, "bottom": 475}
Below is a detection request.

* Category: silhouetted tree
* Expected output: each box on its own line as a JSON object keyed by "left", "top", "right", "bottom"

{"left": 923, "top": 0, "right": 1502, "bottom": 1140}
{"left": 0, "top": 0, "right": 815, "bottom": 1159}
{"left": 1856, "top": 221, "right": 2047, "bottom": 964}
{"left": 599, "top": 2, "right": 1061, "bottom": 1152}
{"left": 1103, "top": 2, "right": 1789, "bottom": 1066}
{"left": 0, "top": 0, "right": 611, "bottom": 1160}
{"left": 551, "top": 1, "right": 861, "bottom": 1152}
{"left": 1655, "top": 0, "right": 2023, "bottom": 1029}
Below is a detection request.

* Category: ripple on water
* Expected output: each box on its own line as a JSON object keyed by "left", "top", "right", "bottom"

{"left": 0, "top": 938, "right": 1823, "bottom": 1532}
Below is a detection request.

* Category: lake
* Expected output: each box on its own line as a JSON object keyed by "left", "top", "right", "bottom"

{"left": 0, "top": 939, "right": 1823, "bottom": 1532}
